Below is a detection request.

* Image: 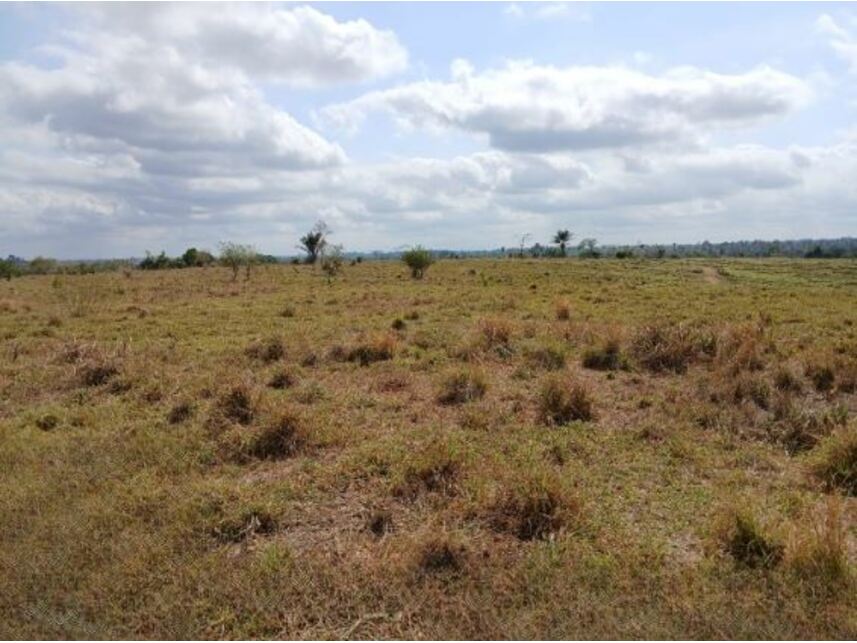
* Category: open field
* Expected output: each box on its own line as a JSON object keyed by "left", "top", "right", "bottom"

{"left": 1, "top": 258, "right": 856, "bottom": 639}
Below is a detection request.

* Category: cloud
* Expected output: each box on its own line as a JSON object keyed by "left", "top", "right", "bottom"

{"left": 322, "top": 60, "right": 813, "bottom": 152}
{"left": 81, "top": 3, "right": 408, "bottom": 87}
{"left": 817, "top": 14, "right": 857, "bottom": 72}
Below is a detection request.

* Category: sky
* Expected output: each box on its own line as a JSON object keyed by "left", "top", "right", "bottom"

{"left": 1, "top": 1, "right": 856, "bottom": 259}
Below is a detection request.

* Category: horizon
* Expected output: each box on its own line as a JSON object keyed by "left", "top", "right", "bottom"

{"left": 2, "top": 2, "right": 857, "bottom": 259}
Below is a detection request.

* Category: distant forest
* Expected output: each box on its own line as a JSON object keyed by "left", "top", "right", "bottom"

{"left": 2, "top": 236, "right": 856, "bottom": 278}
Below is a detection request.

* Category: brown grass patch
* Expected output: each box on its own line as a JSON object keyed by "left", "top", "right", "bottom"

{"left": 537, "top": 374, "right": 595, "bottom": 425}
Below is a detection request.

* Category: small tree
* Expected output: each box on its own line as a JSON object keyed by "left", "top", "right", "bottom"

{"left": 298, "top": 221, "right": 330, "bottom": 265}
{"left": 553, "top": 230, "right": 574, "bottom": 257}
{"left": 320, "top": 244, "right": 344, "bottom": 284}
{"left": 0, "top": 258, "right": 20, "bottom": 281}
{"left": 182, "top": 247, "right": 200, "bottom": 267}
{"left": 402, "top": 246, "right": 434, "bottom": 279}
{"left": 219, "top": 242, "right": 258, "bottom": 281}
{"left": 578, "top": 238, "right": 600, "bottom": 258}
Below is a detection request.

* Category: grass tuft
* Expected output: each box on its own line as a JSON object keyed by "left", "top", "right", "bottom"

{"left": 537, "top": 374, "right": 595, "bottom": 424}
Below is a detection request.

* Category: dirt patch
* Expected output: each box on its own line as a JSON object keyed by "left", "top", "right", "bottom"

{"left": 702, "top": 267, "right": 722, "bottom": 285}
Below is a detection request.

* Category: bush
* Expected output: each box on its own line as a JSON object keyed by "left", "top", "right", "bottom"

{"left": 437, "top": 368, "right": 488, "bottom": 405}
{"left": 538, "top": 375, "right": 595, "bottom": 425}
{"left": 401, "top": 246, "right": 434, "bottom": 279}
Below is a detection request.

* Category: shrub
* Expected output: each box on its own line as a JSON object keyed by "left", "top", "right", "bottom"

{"left": 538, "top": 375, "right": 595, "bottom": 425}
{"left": 347, "top": 333, "right": 397, "bottom": 366}
{"left": 279, "top": 305, "right": 296, "bottom": 318}
{"left": 245, "top": 336, "right": 285, "bottom": 363}
{"left": 810, "top": 426, "right": 857, "bottom": 495}
{"left": 437, "top": 368, "right": 488, "bottom": 405}
{"left": 630, "top": 324, "right": 698, "bottom": 373}
{"left": 401, "top": 246, "right": 434, "bottom": 279}
{"left": 391, "top": 318, "right": 407, "bottom": 331}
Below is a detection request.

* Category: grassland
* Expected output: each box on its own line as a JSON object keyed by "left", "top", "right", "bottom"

{"left": 1, "top": 258, "right": 855, "bottom": 639}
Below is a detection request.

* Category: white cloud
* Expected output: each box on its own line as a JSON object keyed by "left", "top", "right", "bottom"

{"left": 81, "top": 3, "right": 408, "bottom": 87}
{"left": 817, "top": 14, "right": 857, "bottom": 72}
{"left": 323, "top": 60, "right": 813, "bottom": 152}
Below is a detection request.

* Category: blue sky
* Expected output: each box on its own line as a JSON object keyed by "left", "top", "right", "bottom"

{"left": 1, "top": 2, "right": 856, "bottom": 258}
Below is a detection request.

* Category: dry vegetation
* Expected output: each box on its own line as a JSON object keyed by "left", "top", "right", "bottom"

{"left": 0, "top": 258, "right": 856, "bottom": 638}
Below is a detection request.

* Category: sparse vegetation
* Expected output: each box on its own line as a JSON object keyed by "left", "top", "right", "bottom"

{"left": 1, "top": 258, "right": 855, "bottom": 638}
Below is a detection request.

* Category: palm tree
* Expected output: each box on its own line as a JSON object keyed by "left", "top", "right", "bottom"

{"left": 298, "top": 221, "right": 330, "bottom": 264}
{"left": 553, "top": 229, "right": 573, "bottom": 257}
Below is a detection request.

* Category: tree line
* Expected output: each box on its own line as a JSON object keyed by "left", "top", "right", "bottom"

{"left": 2, "top": 227, "right": 855, "bottom": 281}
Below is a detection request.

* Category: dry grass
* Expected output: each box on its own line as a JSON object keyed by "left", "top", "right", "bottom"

{"left": 1, "top": 258, "right": 855, "bottom": 638}
{"left": 537, "top": 374, "right": 595, "bottom": 425}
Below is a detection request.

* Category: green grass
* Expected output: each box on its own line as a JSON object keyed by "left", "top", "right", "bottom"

{"left": 0, "top": 258, "right": 855, "bottom": 638}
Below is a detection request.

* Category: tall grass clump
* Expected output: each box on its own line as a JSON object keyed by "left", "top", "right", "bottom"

{"left": 437, "top": 367, "right": 487, "bottom": 405}
{"left": 538, "top": 374, "right": 595, "bottom": 425}
{"left": 810, "top": 426, "right": 857, "bottom": 495}
{"left": 630, "top": 324, "right": 698, "bottom": 373}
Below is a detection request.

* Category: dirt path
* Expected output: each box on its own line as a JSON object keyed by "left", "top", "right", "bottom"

{"left": 702, "top": 266, "right": 722, "bottom": 284}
